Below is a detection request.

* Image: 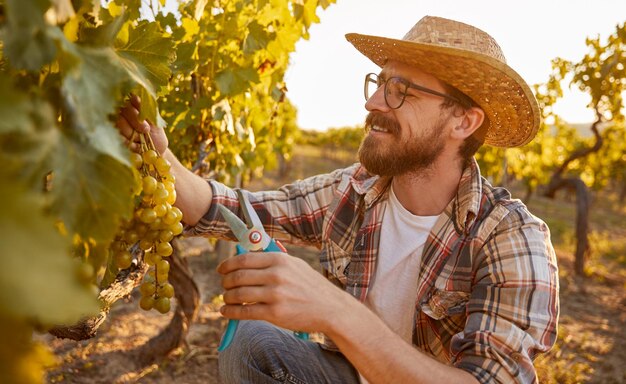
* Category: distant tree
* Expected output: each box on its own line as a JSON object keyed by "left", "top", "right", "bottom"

{"left": 475, "top": 22, "right": 626, "bottom": 275}
{"left": 539, "top": 22, "right": 626, "bottom": 275}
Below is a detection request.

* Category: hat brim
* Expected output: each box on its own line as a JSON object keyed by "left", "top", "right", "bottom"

{"left": 346, "top": 33, "right": 540, "bottom": 148}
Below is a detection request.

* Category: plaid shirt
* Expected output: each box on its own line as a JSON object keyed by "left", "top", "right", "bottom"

{"left": 188, "top": 159, "right": 559, "bottom": 384}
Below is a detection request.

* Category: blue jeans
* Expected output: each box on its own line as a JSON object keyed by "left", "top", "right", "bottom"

{"left": 218, "top": 320, "right": 360, "bottom": 384}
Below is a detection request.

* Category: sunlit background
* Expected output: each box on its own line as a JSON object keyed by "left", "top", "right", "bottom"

{"left": 285, "top": 0, "right": 626, "bottom": 130}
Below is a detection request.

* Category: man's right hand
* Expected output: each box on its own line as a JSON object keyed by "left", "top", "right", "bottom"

{"left": 115, "top": 94, "right": 213, "bottom": 226}
{"left": 116, "top": 94, "right": 169, "bottom": 155}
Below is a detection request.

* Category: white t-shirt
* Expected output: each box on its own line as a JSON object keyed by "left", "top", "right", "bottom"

{"left": 360, "top": 187, "right": 439, "bottom": 383}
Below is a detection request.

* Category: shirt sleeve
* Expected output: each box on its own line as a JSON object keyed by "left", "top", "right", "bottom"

{"left": 185, "top": 167, "right": 352, "bottom": 246}
{"left": 451, "top": 206, "right": 560, "bottom": 383}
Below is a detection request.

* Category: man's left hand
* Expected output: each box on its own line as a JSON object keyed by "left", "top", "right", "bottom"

{"left": 217, "top": 251, "right": 354, "bottom": 334}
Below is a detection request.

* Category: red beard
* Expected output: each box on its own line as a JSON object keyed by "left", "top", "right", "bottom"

{"left": 358, "top": 112, "right": 447, "bottom": 176}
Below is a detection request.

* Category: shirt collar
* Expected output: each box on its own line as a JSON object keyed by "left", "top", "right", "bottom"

{"left": 448, "top": 158, "right": 483, "bottom": 234}
{"left": 349, "top": 164, "right": 391, "bottom": 208}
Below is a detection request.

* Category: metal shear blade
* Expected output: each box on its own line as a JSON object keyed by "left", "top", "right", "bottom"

{"left": 216, "top": 191, "right": 271, "bottom": 251}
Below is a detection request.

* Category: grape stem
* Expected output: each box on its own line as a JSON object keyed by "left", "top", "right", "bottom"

{"left": 146, "top": 132, "right": 157, "bottom": 152}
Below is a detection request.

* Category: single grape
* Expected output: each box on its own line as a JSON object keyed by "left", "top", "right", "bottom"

{"left": 159, "top": 229, "right": 174, "bottom": 243}
{"left": 139, "top": 281, "right": 156, "bottom": 296}
{"left": 156, "top": 242, "right": 173, "bottom": 257}
{"left": 155, "top": 157, "right": 171, "bottom": 174}
{"left": 142, "top": 149, "right": 158, "bottom": 165}
{"left": 115, "top": 249, "right": 133, "bottom": 269}
{"left": 170, "top": 206, "right": 183, "bottom": 221}
{"left": 131, "top": 152, "right": 143, "bottom": 169}
{"left": 139, "top": 295, "right": 155, "bottom": 311}
{"left": 154, "top": 204, "right": 167, "bottom": 217}
{"left": 139, "top": 208, "right": 157, "bottom": 224}
{"left": 142, "top": 175, "right": 158, "bottom": 195}
{"left": 154, "top": 297, "right": 171, "bottom": 314}
{"left": 157, "top": 283, "right": 175, "bottom": 298}
{"left": 166, "top": 189, "right": 177, "bottom": 205}
{"left": 157, "top": 259, "right": 170, "bottom": 274}
{"left": 171, "top": 222, "right": 184, "bottom": 236}
{"left": 163, "top": 210, "right": 178, "bottom": 225}
{"left": 139, "top": 238, "right": 153, "bottom": 251}
{"left": 153, "top": 187, "right": 169, "bottom": 204}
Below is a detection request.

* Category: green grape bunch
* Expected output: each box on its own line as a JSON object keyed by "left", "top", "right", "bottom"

{"left": 110, "top": 132, "right": 183, "bottom": 314}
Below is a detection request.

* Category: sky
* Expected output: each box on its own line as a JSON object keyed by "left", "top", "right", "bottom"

{"left": 284, "top": 0, "right": 626, "bottom": 131}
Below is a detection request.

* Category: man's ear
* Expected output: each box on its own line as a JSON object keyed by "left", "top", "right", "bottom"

{"left": 451, "top": 106, "right": 485, "bottom": 140}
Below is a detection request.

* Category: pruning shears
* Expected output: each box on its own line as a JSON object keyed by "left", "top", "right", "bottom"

{"left": 216, "top": 190, "right": 309, "bottom": 352}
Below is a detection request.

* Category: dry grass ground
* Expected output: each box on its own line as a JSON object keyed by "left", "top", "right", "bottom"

{"left": 42, "top": 145, "right": 626, "bottom": 383}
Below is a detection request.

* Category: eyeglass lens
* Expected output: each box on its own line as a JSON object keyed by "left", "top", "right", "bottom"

{"left": 364, "top": 74, "right": 407, "bottom": 109}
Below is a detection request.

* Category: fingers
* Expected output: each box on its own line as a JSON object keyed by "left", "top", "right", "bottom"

{"left": 221, "top": 268, "right": 271, "bottom": 289}
{"left": 116, "top": 113, "right": 136, "bottom": 140}
{"left": 118, "top": 101, "right": 151, "bottom": 134}
{"left": 216, "top": 252, "right": 285, "bottom": 275}
{"left": 129, "top": 93, "right": 141, "bottom": 110}
{"left": 222, "top": 286, "right": 274, "bottom": 305}
{"left": 220, "top": 303, "right": 271, "bottom": 320}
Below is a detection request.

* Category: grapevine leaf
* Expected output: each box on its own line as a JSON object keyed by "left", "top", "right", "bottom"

{"left": 243, "top": 21, "right": 274, "bottom": 55}
{"left": 115, "top": 21, "right": 175, "bottom": 96}
{"left": 50, "top": 133, "right": 136, "bottom": 243}
{"left": 181, "top": 17, "right": 200, "bottom": 40}
{"left": 3, "top": 0, "right": 58, "bottom": 71}
{"left": 172, "top": 41, "right": 198, "bottom": 73}
{"left": 215, "top": 66, "right": 259, "bottom": 96}
{"left": 135, "top": 85, "right": 168, "bottom": 129}
{"left": 0, "top": 75, "right": 58, "bottom": 188}
{"left": 156, "top": 12, "right": 179, "bottom": 32}
{"left": 301, "top": 0, "right": 321, "bottom": 28}
{"left": 57, "top": 36, "right": 131, "bottom": 165}
{"left": 112, "top": 0, "right": 141, "bottom": 21}
{"left": 0, "top": 76, "right": 42, "bottom": 135}
{"left": 79, "top": 14, "right": 127, "bottom": 47}
{"left": 114, "top": 20, "right": 175, "bottom": 123}
{"left": 293, "top": 3, "right": 304, "bottom": 20}
{"left": 0, "top": 182, "right": 99, "bottom": 325}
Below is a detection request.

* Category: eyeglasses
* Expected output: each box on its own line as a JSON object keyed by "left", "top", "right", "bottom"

{"left": 364, "top": 73, "right": 462, "bottom": 109}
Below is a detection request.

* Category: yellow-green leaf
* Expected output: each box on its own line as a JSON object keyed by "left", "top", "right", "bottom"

{"left": 0, "top": 182, "right": 99, "bottom": 324}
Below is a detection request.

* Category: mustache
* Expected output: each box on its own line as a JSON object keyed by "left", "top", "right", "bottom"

{"left": 364, "top": 112, "right": 400, "bottom": 135}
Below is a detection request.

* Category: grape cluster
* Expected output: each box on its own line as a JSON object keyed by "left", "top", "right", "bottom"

{"left": 111, "top": 133, "right": 183, "bottom": 314}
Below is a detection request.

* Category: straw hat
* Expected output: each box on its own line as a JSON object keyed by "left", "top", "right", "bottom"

{"left": 346, "top": 16, "right": 540, "bottom": 148}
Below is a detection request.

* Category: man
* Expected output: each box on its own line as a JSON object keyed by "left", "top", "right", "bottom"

{"left": 118, "top": 16, "right": 559, "bottom": 384}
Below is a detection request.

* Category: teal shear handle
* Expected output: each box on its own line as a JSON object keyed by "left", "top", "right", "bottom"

{"left": 217, "top": 240, "right": 309, "bottom": 352}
